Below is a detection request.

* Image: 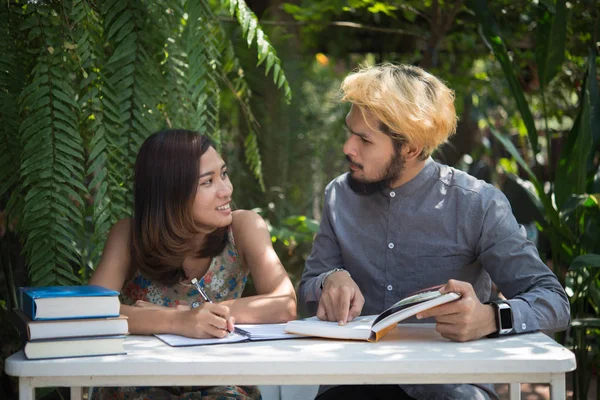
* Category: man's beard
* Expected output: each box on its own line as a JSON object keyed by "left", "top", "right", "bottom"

{"left": 346, "top": 147, "right": 405, "bottom": 196}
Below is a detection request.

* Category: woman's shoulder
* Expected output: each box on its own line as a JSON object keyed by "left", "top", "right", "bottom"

{"left": 231, "top": 209, "right": 263, "bottom": 224}
{"left": 114, "top": 218, "right": 132, "bottom": 230}
{"left": 102, "top": 219, "right": 133, "bottom": 250}
{"left": 230, "top": 210, "right": 268, "bottom": 244}
{"left": 109, "top": 218, "right": 132, "bottom": 238}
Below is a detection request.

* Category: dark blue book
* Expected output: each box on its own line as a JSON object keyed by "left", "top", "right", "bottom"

{"left": 19, "top": 285, "right": 120, "bottom": 320}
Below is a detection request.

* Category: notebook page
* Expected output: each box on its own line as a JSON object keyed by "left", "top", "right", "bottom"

{"left": 155, "top": 332, "right": 247, "bottom": 346}
{"left": 236, "top": 323, "right": 307, "bottom": 340}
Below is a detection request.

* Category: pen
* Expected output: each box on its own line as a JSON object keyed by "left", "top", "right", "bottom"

{"left": 190, "top": 278, "right": 246, "bottom": 336}
{"left": 191, "top": 278, "right": 212, "bottom": 304}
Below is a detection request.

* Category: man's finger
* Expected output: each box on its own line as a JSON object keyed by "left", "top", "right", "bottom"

{"left": 323, "top": 295, "right": 336, "bottom": 322}
{"left": 440, "top": 279, "right": 474, "bottom": 297}
{"left": 348, "top": 292, "right": 365, "bottom": 321}
{"left": 431, "top": 313, "right": 461, "bottom": 325}
{"left": 435, "top": 321, "right": 460, "bottom": 336}
{"left": 334, "top": 288, "right": 352, "bottom": 325}
{"left": 417, "top": 297, "right": 464, "bottom": 319}
{"left": 436, "top": 322, "right": 471, "bottom": 342}
{"left": 316, "top": 300, "right": 327, "bottom": 321}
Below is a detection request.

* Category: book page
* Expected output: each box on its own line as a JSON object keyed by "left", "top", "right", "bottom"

{"left": 371, "top": 292, "right": 460, "bottom": 333}
{"left": 373, "top": 289, "right": 449, "bottom": 327}
{"left": 285, "top": 316, "right": 377, "bottom": 340}
{"left": 389, "top": 288, "right": 445, "bottom": 310}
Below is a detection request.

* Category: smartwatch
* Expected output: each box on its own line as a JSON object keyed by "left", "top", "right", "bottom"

{"left": 486, "top": 300, "right": 514, "bottom": 337}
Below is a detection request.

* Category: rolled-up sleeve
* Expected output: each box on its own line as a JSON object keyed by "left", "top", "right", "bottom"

{"left": 475, "top": 187, "right": 570, "bottom": 334}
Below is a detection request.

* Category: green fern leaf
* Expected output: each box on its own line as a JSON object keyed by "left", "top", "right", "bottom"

{"left": 0, "top": 3, "right": 23, "bottom": 201}
{"left": 17, "top": 3, "right": 87, "bottom": 286}
{"left": 101, "top": 0, "right": 163, "bottom": 225}
{"left": 221, "top": 0, "right": 291, "bottom": 103}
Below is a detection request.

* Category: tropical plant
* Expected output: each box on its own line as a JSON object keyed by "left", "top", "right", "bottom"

{"left": 472, "top": 0, "right": 599, "bottom": 398}
{"left": 0, "top": 0, "right": 290, "bottom": 291}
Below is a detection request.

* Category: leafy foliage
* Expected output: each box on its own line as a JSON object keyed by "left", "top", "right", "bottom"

{"left": 221, "top": 41, "right": 267, "bottom": 191}
{"left": 185, "top": 0, "right": 222, "bottom": 143}
{"left": 0, "top": 0, "right": 290, "bottom": 287}
{"left": 0, "top": 3, "right": 23, "bottom": 203}
{"left": 73, "top": 0, "right": 110, "bottom": 266}
{"left": 18, "top": 3, "right": 87, "bottom": 286}
{"left": 471, "top": 0, "right": 539, "bottom": 153}
{"left": 535, "top": 0, "right": 566, "bottom": 90}
{"left": 224, "top": 0, "right": 292, "bottom": 103}
{"left": 472, "top": 2, "right": 599, "bottom": 397}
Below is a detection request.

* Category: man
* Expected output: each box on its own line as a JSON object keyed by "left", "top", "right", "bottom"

{"left": 299, "top": 64, "right": 570, "bottom": 400}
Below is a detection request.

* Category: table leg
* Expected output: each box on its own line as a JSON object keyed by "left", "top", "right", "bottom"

{"left": 549, "top": 373, "right": 566, "bottom": 400}
{"left": 508, "top": 382, "right": 521, "bottom": 400}
{"left": 71, "top": 387, "right": 83, "bottom": 400}
{"left": 19, "top": 378, "right": 35, "bottom": 400}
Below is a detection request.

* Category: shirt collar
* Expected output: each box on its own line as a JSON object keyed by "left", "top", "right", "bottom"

{"left": 388, "top": 157, "right": 437, "bottom": 197}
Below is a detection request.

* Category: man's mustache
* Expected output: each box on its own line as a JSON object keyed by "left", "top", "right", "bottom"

{"left": 346, "top": 155, "right": 363, "bottom": 170}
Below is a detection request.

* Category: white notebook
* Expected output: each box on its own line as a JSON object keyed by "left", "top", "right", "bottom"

{"left": 155, "top": 323, "right": 307, "bottom": 347}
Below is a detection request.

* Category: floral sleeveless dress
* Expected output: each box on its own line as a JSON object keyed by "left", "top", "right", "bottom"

{"left": 92, "top": 228, "right": 261, "bottom": 400}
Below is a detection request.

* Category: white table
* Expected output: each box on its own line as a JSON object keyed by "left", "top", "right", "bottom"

{"left": 5, "top": 324, "right": 576, "bottom": 400}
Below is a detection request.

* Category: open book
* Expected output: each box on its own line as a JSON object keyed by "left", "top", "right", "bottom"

{"left": 155, "top": 323, "right": 307, "bottom": 347}
{"left": 285, "top": 287, "right": 461, "bottom": 342}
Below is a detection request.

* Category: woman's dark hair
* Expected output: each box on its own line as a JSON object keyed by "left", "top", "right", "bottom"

{"left": 130, "top": 129, "right": 228, "bottom": 285}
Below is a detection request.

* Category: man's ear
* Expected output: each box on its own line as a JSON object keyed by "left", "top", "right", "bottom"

{"left": 403, "top": 143, "right": 423, "bottom": 161}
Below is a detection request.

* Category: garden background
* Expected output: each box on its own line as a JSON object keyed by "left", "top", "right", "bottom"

{"left": 0, "top": 0, "right": 598, "bottom": 398}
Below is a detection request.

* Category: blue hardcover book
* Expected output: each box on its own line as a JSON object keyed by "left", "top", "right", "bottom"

{"left": 19, "top": 285, "right": 121, "bottom": 321}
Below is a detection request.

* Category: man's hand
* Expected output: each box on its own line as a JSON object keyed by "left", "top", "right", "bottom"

{"left": 416, "top": 279, "right": 497, "bottom": 342}
{"left": 317, "top": 271, "right": 365, "bottom": 325}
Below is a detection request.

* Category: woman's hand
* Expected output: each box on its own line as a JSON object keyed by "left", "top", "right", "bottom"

{"left": 176, "top": 302, "right": 235, "bottom": 339}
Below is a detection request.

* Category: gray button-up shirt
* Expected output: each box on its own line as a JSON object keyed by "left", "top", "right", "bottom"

{"left": 299, "top": 157, "right": 570, "bottom": 399}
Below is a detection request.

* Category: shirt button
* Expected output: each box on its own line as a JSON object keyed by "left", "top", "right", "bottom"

{"left": 390, "top": 191, "right": 396, "bottom": 198}
{"left": 387, "top": 285, "right": 393, "bottom": 291}
{"left": 522, "top": 323, "right": 526, "bottom": 330}
{"left": 388, "top": 243, "right": 394, "bottom": 249}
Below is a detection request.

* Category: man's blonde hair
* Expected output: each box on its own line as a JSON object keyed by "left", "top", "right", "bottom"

{"left": 341, "top": 63, "right": 457, "bottom": 159}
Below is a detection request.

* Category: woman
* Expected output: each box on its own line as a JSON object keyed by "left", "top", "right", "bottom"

{"left": 90, "top": 129, "right": 297, "bottom": 399}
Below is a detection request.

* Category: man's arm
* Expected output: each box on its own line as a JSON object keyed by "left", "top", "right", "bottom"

{"left": 476, "top": 187, "right": 570, "bottom": 334}
{"left": 299, "top": 186, "right": 343, "bottom": 315}
{"left": 299, "top": 183, "right": 364, "bottom": 323}
{"left": 418, "top": 186, "right": 569, "bottom": 341}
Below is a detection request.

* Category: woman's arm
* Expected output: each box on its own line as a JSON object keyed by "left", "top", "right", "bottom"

{"left": 223, "top": 210, "right": 297, "bottom": 324}
{"left": 89, "top": 219, "right": 232, "bottom": 338}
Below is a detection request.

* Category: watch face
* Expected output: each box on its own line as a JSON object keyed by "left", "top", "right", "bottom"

{"left": 499, "top": 305, "right": 513, "bottom": 331}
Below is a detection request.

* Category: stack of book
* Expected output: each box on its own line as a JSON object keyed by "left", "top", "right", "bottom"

{"left": 14, "top": 285, "right": 128, "bottom": 360}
